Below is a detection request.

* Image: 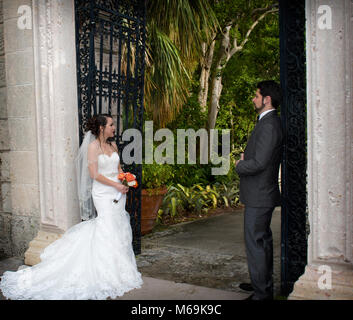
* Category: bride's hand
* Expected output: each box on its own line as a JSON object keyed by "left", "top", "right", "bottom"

{"left": 115, "top": 183, "right": 129, "bottom": 194}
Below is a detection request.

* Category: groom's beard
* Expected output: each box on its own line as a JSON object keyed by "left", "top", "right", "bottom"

{"left": 254, "top": 98, "right": 266, "bottom": 114}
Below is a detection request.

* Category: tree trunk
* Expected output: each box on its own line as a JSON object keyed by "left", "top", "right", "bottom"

{"left": 206, "top": 8, "right": 278, "bottom": 131}
{"left": 230, "top": 105, "right": 234, "bottom": 151}
{"left": 198, "top": 39, "right": 215, "bottom": 112}
{"left": 207, "top": 25, "right": 231, "bottom": 131}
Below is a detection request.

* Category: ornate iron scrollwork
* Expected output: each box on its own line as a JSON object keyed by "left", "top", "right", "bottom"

{"left": 74, "top": 0, "right": 146, "bottom": 254}
{"left": 279, "top": 0, "right": 307, "bottom": 296}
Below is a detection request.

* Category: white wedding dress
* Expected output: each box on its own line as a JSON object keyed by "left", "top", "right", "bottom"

{"left": 0, "top": 151, "right": 143, "bottom": 300}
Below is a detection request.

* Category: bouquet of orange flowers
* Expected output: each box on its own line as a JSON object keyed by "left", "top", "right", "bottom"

{"left": 118, "top": 172, "right": 138, "bottom": 188}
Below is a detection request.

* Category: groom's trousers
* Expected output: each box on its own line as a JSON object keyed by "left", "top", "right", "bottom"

{"left": 244, "top": 206, "right": 274, "bottom": 300}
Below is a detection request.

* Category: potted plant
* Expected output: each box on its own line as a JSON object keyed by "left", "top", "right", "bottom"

{"left": 141, "top": 162, "right": 174, "bottom": 235}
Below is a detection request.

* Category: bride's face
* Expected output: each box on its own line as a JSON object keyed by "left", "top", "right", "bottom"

{"left": 102, "top": 117, "right": 116, "bottom": 139}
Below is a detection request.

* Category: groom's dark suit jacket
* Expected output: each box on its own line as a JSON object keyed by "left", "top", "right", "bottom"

{"left": 235, "top": 111, "right": 283, "bottom": 207}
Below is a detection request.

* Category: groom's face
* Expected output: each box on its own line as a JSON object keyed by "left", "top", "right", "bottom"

{"left": 252, "top": 89, "right": 266, "bottom": 114}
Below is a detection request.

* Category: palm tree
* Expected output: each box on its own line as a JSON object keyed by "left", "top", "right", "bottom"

{"left": 144, "top": 0, "right": 219, "bottom": 127}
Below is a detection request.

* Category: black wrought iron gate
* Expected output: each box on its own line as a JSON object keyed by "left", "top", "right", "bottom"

{"left": 279, "top": 0, "right": 307, "bottom": 296}
{"left": 74, "top": 0, "right": 146, "bottom": 254}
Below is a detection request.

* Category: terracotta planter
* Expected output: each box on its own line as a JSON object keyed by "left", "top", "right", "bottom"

{"left": 141, "top": 186, "right": 168, "bottom": 235}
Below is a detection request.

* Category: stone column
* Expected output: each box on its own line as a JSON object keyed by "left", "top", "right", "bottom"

{"left": 0, "top": 0, "right": 13, "bottom": 258}
{"left": 2, "top": 0, "right": 40, "bottom": 258}
{"left": 289, "top": 0, "right": 353, "bottom": 299}
{"left": 24, "top": 0, "right": 80, "bottom": 265}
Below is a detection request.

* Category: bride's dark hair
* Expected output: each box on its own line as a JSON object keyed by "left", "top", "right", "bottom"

{"left": 85, "top": 114, "right": 118, "bottom": 151}
{"left": 85, "top": 114, "right": 112, "bottom": 137}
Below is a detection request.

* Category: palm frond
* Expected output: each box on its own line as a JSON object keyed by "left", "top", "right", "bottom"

{"left": 144, "top": 23, "right": 190, "bottom": 126}
{"left": 147, "top": 0, "right": 219, "bottom": 61}
{"left": 144, "top": 0, "right": 220, "bottom": 126}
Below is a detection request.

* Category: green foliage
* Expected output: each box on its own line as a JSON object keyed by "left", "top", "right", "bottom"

{"left": 158, "top": 180, "right": 240, "bottom": 223}
{"left": 213, "top": 181, "right": 240, "bottom": 208}
{"left": 149, "top": 94, "right": 211, "bottom": 187}
{"left": 167, "top": 94, "right": 208, "bottom": 131}
{"left": 170, "top": 164, "right": 212, "bottom": 187}
{"left": 163, "top": 184, "right": 212, "bottom": 217}
{"left": 213, "top": 156, "right": 239, "bottom": 185}
{"left": 145, "top": 22, "right": 190, "bottom": 127}
{"left": 216, "top": 1, "right": 280, "bottom": 148}
{"left": 143, "top": 0, "right": 280, "bottom": 214}
{"left": 142, "top": 162, "right": 174, "bottom": 190}
{"left": 147, "top": 0, "right": 219, "bottom": 61}
{"left": 145, "top": 0, "right": 219, "bottom": 126}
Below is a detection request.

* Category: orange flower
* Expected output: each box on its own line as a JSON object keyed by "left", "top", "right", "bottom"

{"left": 125, "top": 172, "right": 136, "bottom": 182}
{"left": 118, "top": 172, "right": 126, "bottom": 180}
{"left": 118, "top": 171, "right": 138, "bottom": 188}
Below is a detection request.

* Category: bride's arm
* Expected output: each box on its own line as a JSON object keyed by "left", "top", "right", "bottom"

{"left": 118, "top": 163, "right": 124, "bottom": 174}
{"left": 93, "top": 172, "right": 121, "bottom": 189}
{"left": 87, "top": 142, "right": 128, "bottom": 193}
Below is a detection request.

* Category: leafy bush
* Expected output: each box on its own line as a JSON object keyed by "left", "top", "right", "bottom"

{"left": 142, "top": 162, "right": 174, "bottom": 189}
{"left": 159, "top": 184, "right": 210, "bottom": 219}
{"left": 213, "top": 153, "right": 240, "bottom": 185}
{"left": 170, "top": 164, "right": 212, "bottom": 187}
{"left": 214, "top": 181, "right": 239, "bottom": 208}
{"left": 158, "top": 180, "right": 240, "bottom": 224}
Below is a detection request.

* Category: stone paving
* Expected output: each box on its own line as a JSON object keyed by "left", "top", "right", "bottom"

{"left": 135, "top": 207, "right": 281, "bottom": 298}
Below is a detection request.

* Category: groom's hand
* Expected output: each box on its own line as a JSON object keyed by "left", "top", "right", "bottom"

{"left": 236, "top": 153, "right": 244, "bottom": 166}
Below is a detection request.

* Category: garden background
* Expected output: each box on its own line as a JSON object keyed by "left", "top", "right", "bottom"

{"left": 140, "top": 0, "right": 280, "bottom": 226}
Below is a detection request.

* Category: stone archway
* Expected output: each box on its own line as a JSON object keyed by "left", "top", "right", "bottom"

{"left": 16, "top": 0, "right": 352, "bottom": 300}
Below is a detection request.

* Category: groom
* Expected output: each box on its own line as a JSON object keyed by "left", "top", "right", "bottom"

{"left": 235, "top": 80, "right": 283, "bottom": 300}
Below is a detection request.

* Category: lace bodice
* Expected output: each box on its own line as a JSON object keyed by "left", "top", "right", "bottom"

{"left": 97, "top": 152, "right": 120, "bottom": 178}
{"left": 88, "top": 140, "right": 120, "bottom": 180}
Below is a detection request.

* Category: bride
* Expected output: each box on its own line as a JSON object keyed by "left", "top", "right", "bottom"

{"left": 0, "top": 114, "right": 143, "bottom": 300}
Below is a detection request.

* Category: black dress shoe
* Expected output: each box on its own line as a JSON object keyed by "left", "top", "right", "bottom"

{"left": 239, "top": 283, "right": 254, "bottom": 292}
{"left": 243, "top": 293, "right": 254, "bottom": 300}
{"left": 243, "top": 293, "right": 273, "bottom": 301}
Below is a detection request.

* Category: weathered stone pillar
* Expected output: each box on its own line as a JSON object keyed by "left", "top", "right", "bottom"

{"left": 1, "top": 0, "right": 40, "bottom": 258}
{"left": 24, "top": 0, "right": 80, "bottom": 265}
{"left": 289, "top": 0, "right": 353, "bottom": 299}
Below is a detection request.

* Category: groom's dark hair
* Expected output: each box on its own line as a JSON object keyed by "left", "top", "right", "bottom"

{"left": 257, "top": 80, "right": 282, "bottom": 109}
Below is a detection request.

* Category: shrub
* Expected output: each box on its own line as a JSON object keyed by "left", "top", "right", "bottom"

{"left": 158, "top": 180, "right": 240, "bottom": 224}
{"left": 142, "top": 162, "right": 174, "bottom": 190}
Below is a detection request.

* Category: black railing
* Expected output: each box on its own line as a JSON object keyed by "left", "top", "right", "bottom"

{"left": 74, "top": 0, "right": 146, "bottom": 254}
{"left": 279, "top": 0, "right": 308, "bottom": 296}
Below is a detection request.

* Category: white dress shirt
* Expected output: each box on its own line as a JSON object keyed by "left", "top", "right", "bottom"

{"left": 259, "top": 109, "right": 275, "bottom": 121}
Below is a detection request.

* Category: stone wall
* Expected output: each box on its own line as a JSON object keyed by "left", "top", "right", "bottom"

{"left": 0, "top": 0, "right": 40, "bottom": 258}
{"left": 0, "top": 0, "right": 12, "bottom": 259}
